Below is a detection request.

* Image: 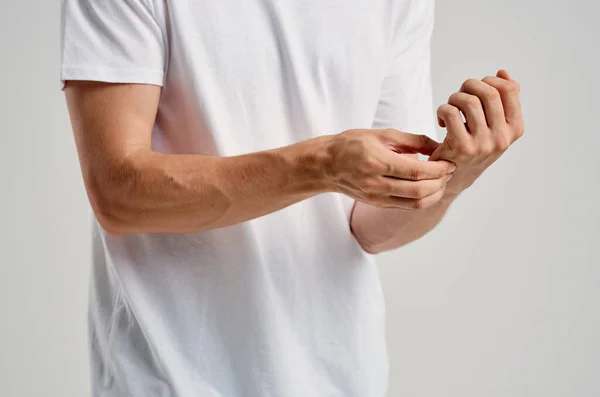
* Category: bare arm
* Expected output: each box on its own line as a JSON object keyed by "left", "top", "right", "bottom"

{"left": 351, "top": 157, "right": 456, "bottom": 254}
{"left": 66, "top": 81, "right": 334, "bottom": 235}
{"left": 351, "top": 70, "right": 524, "bottom": 254}
{"left": 65, "top": 81, "right": 454, "bottom": 236}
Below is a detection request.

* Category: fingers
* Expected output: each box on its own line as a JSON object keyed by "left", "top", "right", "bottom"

{"left": 460, "top": 78, "right": 506, "bottom": 128}
{"left": 448, "top": 91, "right": 487, "bottom": 132}
{"left": 436, "top": 104, "right": 473, "bottom": 158}
{"left": 385, "top": 174, "right": 452, "bottom": 199}
{"left": 377, "top": 129, "right": 440, "bottom": 156}
{"left": 354, "top": 174, "right": 450, "bottom": 201}
{"left": 482, "top": 71, "right": 523, "bottom": 131}
{"left": 368, "top": 183, "right": 448, "bottom": 210}
{"left": 437, "top": 104, "right": 468, "bottom": 136}
{"left": 383, "top": 151, "right": 455, "bottom": 180}
{"left": 436, "top": 70, "right": 523, "bottom": 157}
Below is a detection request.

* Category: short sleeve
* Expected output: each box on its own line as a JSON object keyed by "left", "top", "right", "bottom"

{"left": 372, "top": 0, "right": 437, "bottom": 141}
{"left": 60, "top": 0, "right": 166, "bottom": 89}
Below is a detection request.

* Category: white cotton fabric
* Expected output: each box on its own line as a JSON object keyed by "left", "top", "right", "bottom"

{"left": 61, "top": 0, "right": 437, "bottom": 396}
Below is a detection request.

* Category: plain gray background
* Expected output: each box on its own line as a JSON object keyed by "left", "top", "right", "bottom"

{"left": 1, "top": 1, "right": 599, "bottom": 396}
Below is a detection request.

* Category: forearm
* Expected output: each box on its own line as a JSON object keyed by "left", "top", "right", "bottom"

{"left": 88, "top": 136, "right": 332, "bottom": 235}
{"left": 67, "top": 83, "right": 460, "bottom": 237}
{"left": 350, "top": 192, "right": 457, "bottom": 254}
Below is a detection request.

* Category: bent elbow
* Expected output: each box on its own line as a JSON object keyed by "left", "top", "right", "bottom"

{"left": 351, "top": 225, "right": 382, "bottom": 255}
{"left": 89, "top": 189, "right": 131, "bottom": 236}
{"left": 356, "top": 238, "right": 382, "bottom": 255}
{"left": 84, "top": 162, "right": 141, "bottom": 236}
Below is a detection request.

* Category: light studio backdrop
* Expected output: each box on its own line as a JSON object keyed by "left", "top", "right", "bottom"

{"left": 1, "top": 1, "right": 598, "bottom": 396}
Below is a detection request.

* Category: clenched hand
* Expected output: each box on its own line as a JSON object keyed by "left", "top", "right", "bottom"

{"left": 430, "top": 70, "right": 525, "bottom": 197}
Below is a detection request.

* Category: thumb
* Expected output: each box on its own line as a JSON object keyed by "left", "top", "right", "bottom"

{"left": 380, "top": 130, "right": 441, "bottom": 156}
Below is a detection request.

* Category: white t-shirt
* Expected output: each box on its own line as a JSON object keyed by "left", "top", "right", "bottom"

{"left": 61, "top": 0, "right": 436, "bottom": 396}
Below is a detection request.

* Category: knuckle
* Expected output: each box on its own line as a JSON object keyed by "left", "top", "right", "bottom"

{"left": 498, "top": 80, "right": 520, "bottom": 96}
{"left": 483, "top": 88, "right": 501, "bottom": 102}
{"left": 482, "top": 76, "right": 496, "bottom": 85}
{"left": 409, "top": 185, "right": 425, "bottom": 199}
{"left": 439, "top": 104, "right": 460, "bottom": 121}
{"left": 450, "top": 107, "right": 462, "bottom": 120}
{"left": 494, "top": 136, "right": 511, "bottom": 152}
{"left": 515, "top": 123, "right": 525, "bottom": 138}
{"left": 437, "top": 104, "right": 449, "bottom": 117}
{"left": 461, "top": 78, "right": 479, "bottom": 91}
{"left": 459, "top": 143, "right": 476, "bottom": 157}
{"left": 363, "top": 158, "right": 381, "bottom": 172}
{"left": 382, "top": 161, "right": 393, "bottom": 176}
{"left": 448, "top": 92, "right": 461, "bottom": 103}
{"left": 408, "top": 167, "right": 422, "bottom": 181}
{"left": 379, "top": 180, "right": 392, "bottom": 194}
{"left": 480, "top": 142, "right": 496, "bottom": 155}
{"left": 465, "top": 95, "right": 481, "bottom": 110}
{"left": 412, "top": 198, "right": 428, "bottom": 210}
{"left": 438, "top": 103, "right": 450, "bottom": 113}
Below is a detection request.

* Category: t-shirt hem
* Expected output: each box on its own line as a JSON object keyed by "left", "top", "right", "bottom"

{"left": 60, "top": 66, "right": 164, "bottom": 90}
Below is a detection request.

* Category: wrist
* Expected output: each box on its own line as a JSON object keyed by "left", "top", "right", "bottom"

{"left": 443, "top": 178, "right": 469, "bottom": 202}
{"left": 441, "top": 189, "right": 461, "bottom": 204}
{"left": 281, "top": 135, "right": 335, "bottom": 195}
{"left": 443, "top": 169, "right": 480, "bottom": 200}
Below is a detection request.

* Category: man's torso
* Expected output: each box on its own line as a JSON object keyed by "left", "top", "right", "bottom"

{"left": 72, "top": 0, "right": 428, "bottom": 395}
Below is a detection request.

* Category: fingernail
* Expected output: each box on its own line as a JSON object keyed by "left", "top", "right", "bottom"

{"left": 449, "top": 164, "right": 457, "bottom": 173}
{"left": 446, "top": 174, "right": 453, "bottom": 181}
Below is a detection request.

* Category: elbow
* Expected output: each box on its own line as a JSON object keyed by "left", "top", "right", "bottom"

{"left": 84, "top": 162, "right": 142, "bottom": 236}
{"left": 89, "top": 189, "right": 133, "bottom": 236}
{"left": 355, "top": 239, "right": 383, "bottom": 255}
{"left": 354, "top": 234, "right": 408, "bottom": 255}
{"left": 350, "top": 206, "right": 381, "bottom": 254}
{"left": 351, "top": 224, "right": 383, "bottom": 255}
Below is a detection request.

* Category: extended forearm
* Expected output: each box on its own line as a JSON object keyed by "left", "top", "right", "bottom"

{"left": 350, "top": 194, "right": 456, "bottom": 254}
{"left": 89, "top": 136, "right": 331, "bottom": 235}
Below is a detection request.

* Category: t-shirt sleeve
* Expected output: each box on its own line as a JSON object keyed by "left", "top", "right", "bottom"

{"left": 372, "top": 0, "right": 438, "bottom": 141}
{"left": 60, "top": 0, "right": 166, "bottom": 89}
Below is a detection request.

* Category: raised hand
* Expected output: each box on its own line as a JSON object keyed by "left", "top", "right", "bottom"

{"left": 430, "top": 70, "right": 525, "bottom": 197}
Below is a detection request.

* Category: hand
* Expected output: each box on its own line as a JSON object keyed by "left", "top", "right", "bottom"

{"left": 324, "top": 129, "right": 455, "bottom": 210}
{"left": 430, "top": 70, "right": 525, "bottom": 197}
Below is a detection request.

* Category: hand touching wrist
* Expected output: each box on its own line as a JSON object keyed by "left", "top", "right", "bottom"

{"left": 322, "top": 129, "right": 455, "bottom": 210}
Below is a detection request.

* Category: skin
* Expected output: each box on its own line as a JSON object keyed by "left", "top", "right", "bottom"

{"left": 64, "top": 69, "right": 523, "bottom": 253}
{"left": 351, "top": 69, "right": 524, "bottom": 252}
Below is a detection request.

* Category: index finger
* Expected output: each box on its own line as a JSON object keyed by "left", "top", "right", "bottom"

{"left": 383, "top": 152, "right": 455, "bottom": 181}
